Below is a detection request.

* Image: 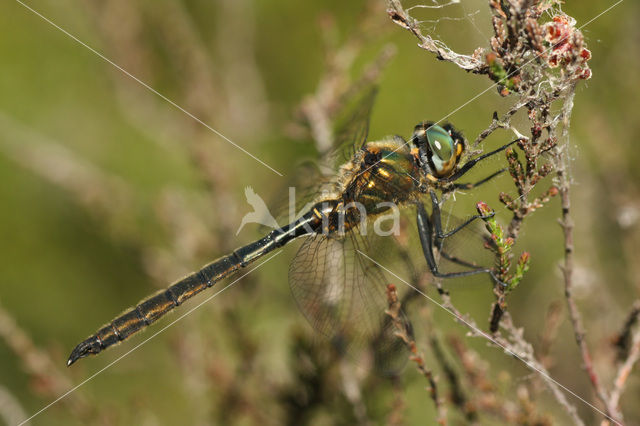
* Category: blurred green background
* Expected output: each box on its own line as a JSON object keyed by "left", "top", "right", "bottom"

{"left": 1, "top": 0, "right": 638, "bottom": 424}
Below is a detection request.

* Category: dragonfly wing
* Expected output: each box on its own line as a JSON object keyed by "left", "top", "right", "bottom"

{"left": 289, "top": 234, "right": 353, "bottom": 337}
{"left": 327, "top": 86, "right": 378, "bottom": 167}
{"left": 289, "top": 232, "right": 409, "bottom": 374}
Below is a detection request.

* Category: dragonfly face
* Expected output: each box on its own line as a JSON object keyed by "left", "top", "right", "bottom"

{"left": 412, "top": 122, "right": 465, "bottom": 180}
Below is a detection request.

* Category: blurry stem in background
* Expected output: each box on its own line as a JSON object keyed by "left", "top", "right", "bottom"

{"left": 446, "top": 334, "right": 552, "bottom": 424}
{"left": 429, "top": 333, "right": 476, "bottom": 422}
{"left": 557, "top": 88, "right": 622, "bottom": 423}
{"left": 613, "top": 301, "right": 640, "bottom": 361}
{"left": 339, "top": 361, "right": 370, "bottom": 425}
{"left": 289, "top": 1, "right": 395, "bottom": 156}
{"left": 0, "top": 301, "right": 90, "bottom": 419}
{"left": 0, "top": 113, "right": 197, "bottom": 285}
{"left": 538, "top": 301, "right": 564, "bottom": 369}
{"left": 15, "top": 0, "right": 282, "bottom": 177}
{"left": 375, "top": 258, "right": 586, "bottom": 425}
{"left": 0, "top": 385, "right": 28, "bottom": 426}
{"left": 0, "top": 113, "right": 142, "bottom": 243}
{"left": 84, "top": 0, "right": 247, "bottom": 243}
{"left": 609, "top": 328, "right": 640, "bottom": 413}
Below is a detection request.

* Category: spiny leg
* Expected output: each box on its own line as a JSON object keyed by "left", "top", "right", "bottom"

{"left": 452, "top": 168, "right": 506, "bottom": 190}
{"left": 428, "top": 191, "right": 493, "bottom": 245}
{"left": 443, "top": 138, "right": 521, "bottom": 183}
{"left": 416, "top": 199, "right": 493, "bottom": 281}
{"left": 415, "top": 138, "right": 521, "bottom": 283}
{"left": 439, "top": 250, "right": 484, "bottom": 270}
{"left": 428, "top": 190, "right": 492, "bottom": 268}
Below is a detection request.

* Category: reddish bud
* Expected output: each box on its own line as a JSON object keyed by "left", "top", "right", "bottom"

{"left": 486, "top": 52, "right": 498, "bottom": 65}
{"left": 476, "top": 201, "right": 493, "bottom": 216}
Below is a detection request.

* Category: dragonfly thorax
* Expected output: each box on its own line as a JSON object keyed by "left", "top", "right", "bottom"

{"left": 337, "top": 139, "right": 422, "bottom": 218}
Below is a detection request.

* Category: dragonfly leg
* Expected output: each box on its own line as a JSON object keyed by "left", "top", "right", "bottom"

{"left": 452, "top": 168, "right": 505, "bottom": 190}
{"left": 439, "top": 250, "right": 483, "bottom": 269}
{"left": 442, "top": 138, "right": 521, "bottom": 183}
{"left": 428, "top": 191, "right": 492, "bottom": 244}
{"left": 416, "top": 199, "right": 493, "bottom": 281}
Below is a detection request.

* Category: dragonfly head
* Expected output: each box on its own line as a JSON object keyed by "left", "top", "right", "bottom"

{"left": 412, "top": 122, "right": 465, "bottom": 179}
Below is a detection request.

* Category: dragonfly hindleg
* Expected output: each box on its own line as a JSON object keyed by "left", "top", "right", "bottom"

{"left": 416, "top": 199, "right": 493, "bottom": 281}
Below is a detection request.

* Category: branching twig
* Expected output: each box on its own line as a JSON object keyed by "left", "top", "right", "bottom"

{"left": 435, "top": 279, "right": 585, "bottom": 425}
{"left": 386, "top": 284, "right": 446, "bottom": 424}
{"left": 609, "top": 329, "right": 640, "bottom": 412}
{"left": 604, "top": 300, "right": 640, "bottom": 420}
{"left": 386, "top": 1, "right": 612, "bottom": 422}
{"left": 612, "top": 300, "right": 640, "bottom": 361}
{"left": 387, "top": 0, "right": 485, "bottom": 72}
{"left": 556, "top": 88, "right": 621, "bottom": 423}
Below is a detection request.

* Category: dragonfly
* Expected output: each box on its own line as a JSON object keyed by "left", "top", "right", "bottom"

{"left": 67, "top": 94, "right": 518, "bottom": 367}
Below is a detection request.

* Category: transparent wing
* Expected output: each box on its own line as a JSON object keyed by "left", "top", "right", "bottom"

{"left": 265, "top": 89, "right": 378, "bottom": 228}
{"left": 289, "top": 229, "right": 410, "bottom": 375}
{"left": 265, "top": 160, "right": 336, "bottom": 230}
{"left": 326, "top": 86, "right": 378, "bottom": 168}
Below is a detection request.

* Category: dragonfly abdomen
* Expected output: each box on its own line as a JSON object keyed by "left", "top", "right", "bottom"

{"left": 66, "top": 252, "right": 244, "bottom": 366}
{"left": 67, "top": 206, "right": 325, "bottom": 366}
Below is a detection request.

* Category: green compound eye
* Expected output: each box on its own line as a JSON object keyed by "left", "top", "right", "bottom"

{"left": 426, "top": 125, "right": 454, "bottom": 174}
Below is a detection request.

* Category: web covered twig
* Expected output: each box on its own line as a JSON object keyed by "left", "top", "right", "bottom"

{"left": 387, "top": 0, "right": 485, "bottom": 71}
{"left": 383, "top": 1, "right": 632, "bottom": 424}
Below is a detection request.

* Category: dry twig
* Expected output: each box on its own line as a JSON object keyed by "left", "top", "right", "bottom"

{"left": 386, "top": 1, "right": 608, "bottom": 423}
{"left": 386, "top": 284, "right": 446, "bottom": 425}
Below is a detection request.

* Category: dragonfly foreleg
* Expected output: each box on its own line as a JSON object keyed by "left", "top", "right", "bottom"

{"left": 442, "top": 138, "right": 521, "bottom": 183}
{"left": 451, "top": 168, "right": 506, "bottom": 190}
